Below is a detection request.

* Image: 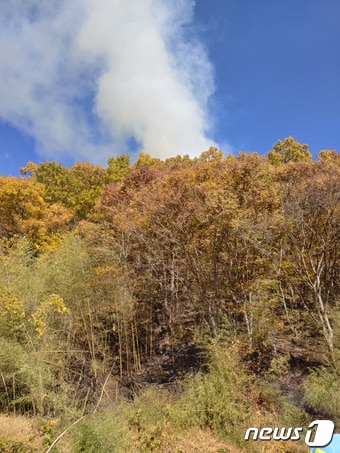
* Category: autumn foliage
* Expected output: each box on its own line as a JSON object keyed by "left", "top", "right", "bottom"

{"left": 0, "top": 137, "right": 339, "bottom": 451}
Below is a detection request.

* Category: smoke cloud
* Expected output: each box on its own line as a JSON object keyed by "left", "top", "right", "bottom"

{"left": 0, "top": 0, "right": 216, "bottom": 163}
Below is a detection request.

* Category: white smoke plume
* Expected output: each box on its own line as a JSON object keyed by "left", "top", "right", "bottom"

{"left": 0, "top": 0, "right": 216, "bottom": 163}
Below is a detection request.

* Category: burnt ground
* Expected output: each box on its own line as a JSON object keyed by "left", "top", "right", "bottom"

{"left": 98, "top": 336, "right": 332, "bottom": 423}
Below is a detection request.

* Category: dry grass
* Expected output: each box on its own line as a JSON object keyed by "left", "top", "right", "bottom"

{"left": 0, "top": 414, "right": 37, "bottom": 438}
{"left": 167, "top": 427, "right": 245, "bottom": 452}
{"left": 157, "top": 428, "right": 307, "bottom": 453}
{"left": 246, "top": 439, "right": 306, "bottom": 453}
{"left": 0, "top": 414, "right": 43, "bottom": 450}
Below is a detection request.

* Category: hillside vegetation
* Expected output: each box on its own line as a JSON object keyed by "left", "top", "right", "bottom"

{"left": 0, "top": 137, "right": 339, "bottom": 452}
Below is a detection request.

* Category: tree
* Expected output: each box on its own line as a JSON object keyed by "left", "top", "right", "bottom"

{"left": 0, "top": 176, "right": 47, "bottom": 244}
{"left": 267, "top": 136, "right": 312, "bottom": 165}
{"left": 70, "top": 162, "right": 105, "bottom": 190}
{"left": 97, "top": 152, "right": 280, "bottom": 353}
{"left": 30, "top": 161, "right": 79, "bottom": 208}
{"left": 278, "top": 159, "right": 340, "bottom": 364}
{"left": 21, "top": 160, "right": 106, "bottom": 220}
{"left": 104, "top": 154, "right": 130, "bottom": 183}
{"left": 317, "top": 149, "right": 340, "bottom": 162}
{"left": 198, "top": 147, "right": 223, "bottom": 162}
{"left": 134, "top": 152, "right": 163, "bottom": 168}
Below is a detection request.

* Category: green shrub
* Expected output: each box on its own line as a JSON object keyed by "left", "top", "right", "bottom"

{"left": 176, "top": 342, "right": 253, "bottom": 445}
{"left": 71, "top": 388, "right": 174, "bottom": 452}
{"left": 304, "top": 367, "right": 340, "bottom": 427}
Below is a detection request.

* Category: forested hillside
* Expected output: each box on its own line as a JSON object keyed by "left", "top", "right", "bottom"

{"left": 0, "top": 137, "right": 339, "bottom": 452}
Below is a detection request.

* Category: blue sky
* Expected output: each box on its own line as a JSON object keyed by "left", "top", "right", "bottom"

{"left": 0, "top": 0, "right": 339, "bottom": 175}
{"left": 195, "top": 0, "right": 340, "bottom": 156}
